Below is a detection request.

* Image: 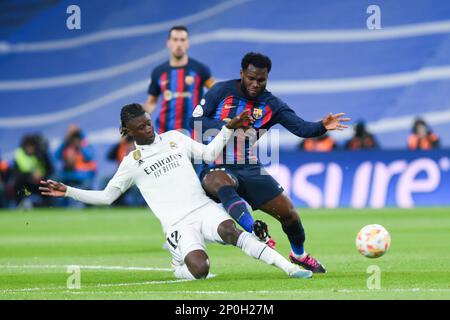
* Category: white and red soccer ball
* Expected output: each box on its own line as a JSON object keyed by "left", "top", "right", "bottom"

{"left": 356, "top": 224, "right": 391, "bottom": 258}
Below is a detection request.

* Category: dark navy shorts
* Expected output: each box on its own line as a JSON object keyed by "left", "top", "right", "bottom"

{"left": 200, "top": 164, "right": 284, "bottom": 210}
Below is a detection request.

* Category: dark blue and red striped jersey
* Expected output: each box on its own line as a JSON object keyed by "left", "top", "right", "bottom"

{"left": 190, "top": 79, "right": 327, "bottom": 165}
{"left": 148, "top": 58, "right": 211, "bottom": 134}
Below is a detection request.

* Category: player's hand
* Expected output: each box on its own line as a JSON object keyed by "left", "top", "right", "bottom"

{"left": 322, "top": 113, "right": 351, "bottom": 131}
{"left": 39, "top": 180, "right": 67, "bottom": 197}
{"left": 225, "top": 109, "right": 254, "bottom": 130}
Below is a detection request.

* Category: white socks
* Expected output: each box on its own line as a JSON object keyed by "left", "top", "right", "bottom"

{"left": 291, "top": 251, "right": 307, "bottom": 259}
{"left": 173, "top": 263, "right": 196, "bottom": 280}
{"left": 173, "top": 232, "right": 300, "bottom": 279}
{"left": 236, "top": 232, "right": 297, "bottom": 275}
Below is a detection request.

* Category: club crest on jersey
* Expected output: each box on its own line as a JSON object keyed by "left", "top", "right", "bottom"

{"left": 169, "top": 141, "right": 178, "bottom": 149}
{"left": 163, "top": 90, "right": 173, "bottom": 101}
{"left": 133, "top": 150, "right": 142, "bottom": 160}
{"left": 252, "top": 108, "right": 263, "bottom": 119}
{"left": 185, "top": 75, "right": 194, "bottom": 85}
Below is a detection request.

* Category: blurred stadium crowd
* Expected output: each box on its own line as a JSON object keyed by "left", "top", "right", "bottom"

{"left": 0, "top": 117, "right": 441, "bottom": 209}
{"left": 0, "top": 124, "right": 144, "bottom": 209}
{"left": 2, "top": 0, "right": 449, "bottom": 209}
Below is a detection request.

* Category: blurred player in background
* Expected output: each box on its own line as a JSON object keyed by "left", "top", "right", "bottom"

{"left": 190, "top": 52, "right": 350, "bottom": 273}
{"left": 143, "top": 26, "right": 215, "bottom": 134}
{"left": 40, "top": 103, "right": 313, "bottom": 280}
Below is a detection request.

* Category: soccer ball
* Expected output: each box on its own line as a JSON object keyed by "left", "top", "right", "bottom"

{"left": 356, "top": 224, "right": 391, "bottom": 258}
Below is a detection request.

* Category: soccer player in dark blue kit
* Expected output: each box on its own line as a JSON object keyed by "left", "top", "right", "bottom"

{"left": 190, "top": 52, "right": 349, "bottom": 273}
{"left": 144, "top": 25, "right": 215, "bottom": 134}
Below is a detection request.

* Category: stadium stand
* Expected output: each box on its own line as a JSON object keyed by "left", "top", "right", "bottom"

{"left": 1, "top": 0, "right": 450, "bottom": 196}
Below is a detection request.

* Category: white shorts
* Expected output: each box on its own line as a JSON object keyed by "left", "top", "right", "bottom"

{"left": 165, "top": 201, "right": 231, "bottom": 265}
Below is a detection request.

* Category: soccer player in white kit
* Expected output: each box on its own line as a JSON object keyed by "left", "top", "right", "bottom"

{"left": 40, "top": 103, "right": 312, "bottom": 280}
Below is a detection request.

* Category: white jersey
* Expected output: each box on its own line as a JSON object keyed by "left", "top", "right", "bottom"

{"left": 105, "top": 127, "right": 232, "bottom": 230}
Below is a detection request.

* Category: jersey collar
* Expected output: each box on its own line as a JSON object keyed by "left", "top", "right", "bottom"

{"left": 134, "top": 132, "right": 162, "bottom": 153}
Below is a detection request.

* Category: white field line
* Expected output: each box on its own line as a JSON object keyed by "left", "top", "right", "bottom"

{"left": 2, "top": 288, "right": 449, "bottom": 295}
{"left": 94, "top": 279, "right": 192, "bottom": 288}
{"left": 336, "top": 288, "right": 450, "bottom": 293}
{"left": 0, "top": 264, "right": 172, "bottom": 271}
{"left": 0, "top": 264, "right": 217, "bottom": 292}
{"left": 0, "top": 279, "right": 191, "bottom": 294}
{"left": 0, "top": 264, "right": 191, "bottom": 293}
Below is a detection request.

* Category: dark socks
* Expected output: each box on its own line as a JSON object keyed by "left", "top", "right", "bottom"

{"left": 217, "top": 186, "right": 254, "bottom": 233}
{"left": 282, "top": 220, "right": 305, "bottom": 256}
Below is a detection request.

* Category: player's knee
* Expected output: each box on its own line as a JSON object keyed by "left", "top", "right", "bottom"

{"left": 202, "top": 172, "right": 235, "bottom": 195}
{"left": 217, "top": 220, "right": 240, "bottom": 245}
{"left": 187, "top": 259, "right": 210, "bottom": 279}
{"left": 185, "top": 250, "right": 210, "bottom": 279}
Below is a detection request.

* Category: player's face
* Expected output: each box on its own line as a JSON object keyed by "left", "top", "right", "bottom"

{"left": 24, "top": 143, "right": 36, "bottom": 155}
{"left": 417, "top": 124, "right": 427, "bottom": 137}
{"left": 240, "top": 64, "right": 268, "bottom": 98}
{"left": 167, "top": 30, "right": 189, "bottom": 60}
{"left": 127, "top": 114, "right": 155, "bottom": 145}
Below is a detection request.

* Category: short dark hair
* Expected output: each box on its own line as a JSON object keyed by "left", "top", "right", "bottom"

{"left": 68, "top": 129, "right": 83, "bottom": 142}
{"left": 241, "top": 52, "right": 272, "bottom": 73}
{"left": 21, "top": 134, "right": 37, "bottom": 148}
{"left": 168, "top": 25, "right": 189, "bottom": 39}
{"left": 412, "top": 118, "right": 430, "bottom": 134}
{"left": 120, "top": 103, "right": 145, "bottom": 137}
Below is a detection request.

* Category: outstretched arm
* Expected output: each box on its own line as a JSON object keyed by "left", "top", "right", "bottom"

{"left": 189, "top": 82, "right": 226, "bottom": 132}
{"left": 143, "top": 95, "right": 158, "bottom": 114}
{"left": 39, "top": 180, "right": 122, "bottom": 206}
{"left": 321, "top": 113, "right": 351, "bottom": 131}
{"left": 276, "top": 104, "right": 350, "bottom": 137}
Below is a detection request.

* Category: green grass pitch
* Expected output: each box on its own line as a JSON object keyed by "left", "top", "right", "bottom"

{"left": 0, "top": 207, "right": 449, "bottom": 300}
